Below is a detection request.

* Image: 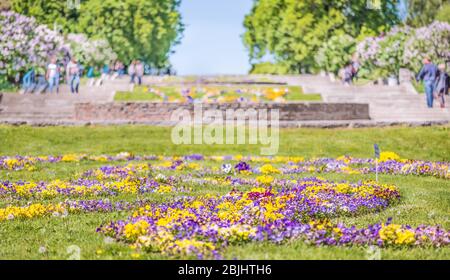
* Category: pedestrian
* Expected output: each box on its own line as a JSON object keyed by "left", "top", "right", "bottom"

{"left": 96, "top": 63, "right": 110, "bottom": 86}
{"left": 351, "top": 53, "right": 360, "bottom": 82}
{"left": 66, "top": 57, "right": 80, "bottom": 94}
{"left": 135, "top": 60, "right": 144, "bottom": 85}
{"left": 342, "top": 62, "right": 354, "bottom": 86}
{"left": 416, "top": 57, "right": 438, "bottom": 108}
{"left": 128, "top": 60, "right": 136, "bottom": 84}
{"left": 111, "top": 60, "right": 120, "bottom": 80}
{"left": 434, "top": 63, "right": 449, "bottom": 108}
{"left": 87, "top": 66, "right": 95, "bottom": 87}
{"left": 46, "top": 56, "right": 59, "bottom": 94}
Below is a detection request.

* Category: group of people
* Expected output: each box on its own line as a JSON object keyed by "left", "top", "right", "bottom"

{"left": 416, "top": 58, "right": 449, "bottom": 108}
{"left": 340, "top": 54, "right": 360, "bottom": 85}
{"left": 42, "top": 58, "right": 146, "bottom": 95}
{"left": 45, "top": 56, "right": 82, "bottom": 94}
{"left": 127, "top": 60, "right": 145, "bottom": 85}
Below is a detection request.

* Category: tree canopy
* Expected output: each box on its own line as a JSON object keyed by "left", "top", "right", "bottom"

{"left": 243, "top": 0, "right": 401, "bottom": 73}
{"left": 405, "top": 0, "right": 449, "bottom": 27}
{"left": 11, "top": 0, "right": 183, "bottom": 68}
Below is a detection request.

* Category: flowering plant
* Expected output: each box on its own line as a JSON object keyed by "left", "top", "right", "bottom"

{"left": 66, "top": 33, "right": 117, "bottom": 67}
{"left": 0, "top": 11, "right": 67, "bottom": 82}
{"left": 376, "top": 26, "right": 412, "bottom": 78}
{"left": 403, "top": 21, "right": 450, "bottom": 72}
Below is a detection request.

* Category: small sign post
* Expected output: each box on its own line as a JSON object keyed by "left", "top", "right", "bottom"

{"left": 374, "top": 144, "right": 380, "bottom": 182}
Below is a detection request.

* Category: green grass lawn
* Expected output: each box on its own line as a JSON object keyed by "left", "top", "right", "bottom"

{"left": 114, "top": 85, "right": 322, "bottom": 102}
{"left": 0, "top": 125, "right": 449, "bottom": 260}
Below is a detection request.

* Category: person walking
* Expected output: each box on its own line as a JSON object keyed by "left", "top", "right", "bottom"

{"left": 342, "top": 62, "right": 354, "bottom": 86}
{"left": 416, "top": 57, "right": 438, "bottom": 108}
{"left": 111, "top": 60, "right": 120, "bottom": 80}
{"left": 46, "top": 56, "right": 59, "bottom": 94}
{"left": 97, "top": 63, "right": 110, "bottom": 86}
{"left": 66, "top": 57, "right": 80, "bottom": 94}
{"left": 351, "top": 54, "right": 360, "bottom": 82}
{"left": 128, "top": 60, "right": 136, "bottom": 84}
{"left": 135, "top": 60, "right": 144, "bottom": 85}
{"left": 87, "top": 66, "right": 95, "bottom": 87}
{"left": 434, "top": 63, "right": 449, "bottom": 108}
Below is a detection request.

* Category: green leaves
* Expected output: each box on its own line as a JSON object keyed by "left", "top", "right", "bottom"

{"left": 12, "top": 0, "right": 183, "bottom": 68}
{"left": 243, "top": 0, "right": 400, "bottom": 74}
{"left": 315, "top": 35, "right": 356, "bottom": 75}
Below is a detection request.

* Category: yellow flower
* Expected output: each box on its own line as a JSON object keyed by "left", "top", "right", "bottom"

{"left": 157, "top": 185, "right": 174, "bottom": 193}
{"left": 130, "top": 253, "right": 141, "bottom": 259}
{"left": 379, "top": 224, "right": 416, "bottom": 245}
{"left": 256, "top": 175, "right": 274, "bottom": 185}
{"left": 260, "top": 164, "right": 280, "bottom": 174}
{"left": 379, "top": 151, "right": 400, "bottom": 162}
{"left": 123, "top": 220, "right": 150, "bottom": 241}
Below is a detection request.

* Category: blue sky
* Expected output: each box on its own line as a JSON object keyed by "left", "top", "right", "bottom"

{"left": 170, "top": 0, "right": 254, "bottom": 75}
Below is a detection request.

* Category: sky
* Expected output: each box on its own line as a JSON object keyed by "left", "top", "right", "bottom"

{"left": 170, "top": 0, "right": 254, "bottom": 75}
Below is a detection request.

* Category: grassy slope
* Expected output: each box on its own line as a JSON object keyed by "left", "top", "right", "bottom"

{"left": 0, "top": 125, "right": 449, "bottom": 260}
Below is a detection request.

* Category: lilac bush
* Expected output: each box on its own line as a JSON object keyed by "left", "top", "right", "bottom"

{"left": 0, "top": 11, "right": 67, "bottom": 82}
{"left": 67, "top": 33, "right": 117, "bottom": 67}
{"left": 356, "top": 21, "right": 449, "bottom": 79}
{"left": 376, "top": 26, "right": 412, "bottom": 78}
{"left": 404, "top": 21, "right": 450, "bottom": 72}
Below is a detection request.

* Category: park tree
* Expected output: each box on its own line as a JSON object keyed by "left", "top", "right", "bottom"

{"left": 11, "top": 0, "right": 183, "bottom": 68}
{"left": 436, "top": 2, "right": 450, "bottom": 23}
{"left": 11, "top": 0, "right": 83, "bottom": 31}
{"left": 243, "top": 0, "right": 400, "bottom": 73}
{"left": 405, "top": 0, "right": 449, "bottom": 27}
{"left": 75, "top": 0, "right": 183, "bottom": 68}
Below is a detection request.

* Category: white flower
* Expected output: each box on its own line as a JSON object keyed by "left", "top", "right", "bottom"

{"left": 38, "top": 246, "right": 47, "bottom": 254}
{"left": 221, "top": 164, "right": 232, "bottom": 174}
{"left": 155, "top": 173, "right": 167, "bottom": 182}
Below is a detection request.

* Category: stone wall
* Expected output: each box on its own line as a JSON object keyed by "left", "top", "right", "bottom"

{"left": 75, "top": 102, "right": 370, "bottom": 122}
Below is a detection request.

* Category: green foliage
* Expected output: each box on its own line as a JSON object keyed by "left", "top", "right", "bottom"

{"left": 0, "top": 76, "right": 17, "bottom": 92}
{"left": 76, "top": 0, "right": 183, "bottom": 67}
{"left": 405, "top": 0, "right": 448, "bottom": 27}
{"left": 436, "top": 2, "right": 450, "bottom": 23}
{"left": 11, "top": 0, "right": 81, "bottom": 31}
{"left": 315, "top": 35, "right": 356, "bottom": 75}
{"left": 11, "top": 0, "right": 183, "bottom": 68}
{"left": 243, "top": 0, "right": 400, "bottom": 73}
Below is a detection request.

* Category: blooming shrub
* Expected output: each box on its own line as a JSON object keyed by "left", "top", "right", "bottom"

{"left": 403, "top": 21, "right": 450, "bottom": 72}
{"left": 67, "top": 33, "right": 117, "bottom": 67}
{"left": 376, "top": 27, "right": 412, "bottom": 78}
{"left": 0, "top": 11, "right": 67, "bottom": 82}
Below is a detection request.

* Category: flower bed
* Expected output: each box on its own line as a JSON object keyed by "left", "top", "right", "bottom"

{"left": 2, "top": 152, "right": 448, "bottom": 179}
{"left": 1, "top": 152, "right": 448, "bottom": 259}
{"left": 98, "top": 182, "right": 447, "bottom": 259}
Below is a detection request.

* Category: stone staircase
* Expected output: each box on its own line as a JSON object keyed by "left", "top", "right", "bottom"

{"left": 0, "top": 81, "right": 127, "bottom": 125}
{"left": 275, "top": 75, "right": 450, "bottom": 124}
{"left": 0, "top": 75, "right": 449, "bottom": 127}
